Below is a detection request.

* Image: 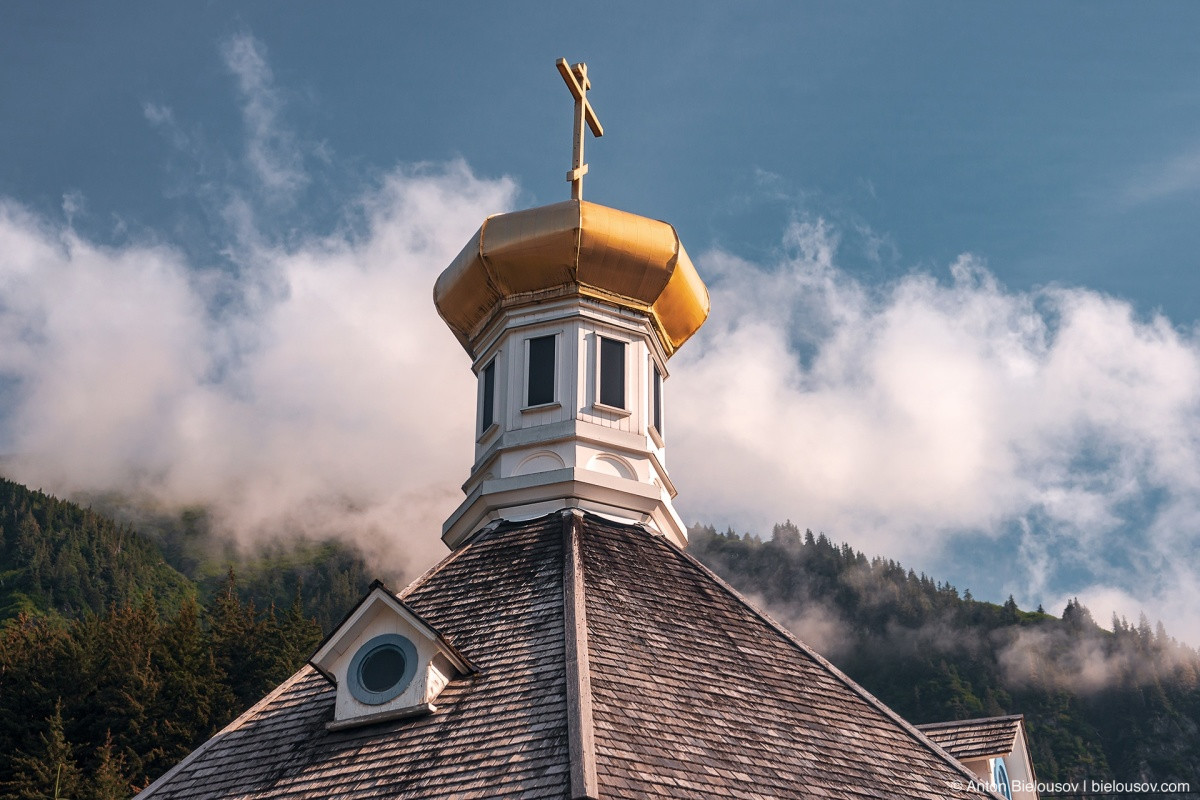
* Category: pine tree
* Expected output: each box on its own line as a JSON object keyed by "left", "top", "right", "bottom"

{"left": 1003, "top": 594, "right": 1019, "bottom": 622}
{"left": 0, "top": 614, "right": 79, "bottom": 784}
{"left": 206, "top": 568, "right": 305, "bottom": 719}
{"left": 207, "top": 568, "right": 260, "bottom": 717}
{"left": 1136, "top": 613, "right": 1154, "bottom": 650}
{"left": 4, "top": 701, "right": 84, "bottom": 800}
{"left": 279, "top": 587, "right": 323, "bottom": 676}
{"left": 151, "top": 595, "right": 230, "bottom": 772}
{"left": 86, "top": 732, "right": 131, "bottom": 800}
{"left": 73, "top": 600, "right": 164, "bottom": 783}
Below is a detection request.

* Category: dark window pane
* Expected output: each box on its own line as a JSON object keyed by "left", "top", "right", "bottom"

{"left": 652, "top": 364, "right": 662, "bottom": 433}
{"left": 360, "top": 645, "right": 406, "bottom": 693}
{"left": 527, "top": 335, "right": 555, "bottom": 406}
{"left": 481, "top": 360, "right": 495, "bottom": 430}
{"left": 600, "top": 337, "right": 626, "bottom": 409}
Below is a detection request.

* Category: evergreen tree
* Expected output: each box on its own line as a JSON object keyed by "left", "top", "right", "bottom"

{"left": 0, "top": 614, "right": 78, "bottom": 783}
{"left": 205, "top": 568, "right": 321, "bottom": 720}
{"left": 207, "top": 568, "right": 261, "bottom": 715}
{"left": 86, "top": 732, "right": 131, "bottom": 800}
{"left": 277, "top": 588, "right": 323, "bottom": 679}
{"left": 1002, "top": 594, "right": 1019, "bottom": 622}
{"left": 150, "top": 595, "right": 230, "bottom": 773}
{"left": 73, "top": 599, "right": 169, "bottom": 784}
{"left": 4, "top": 701, "right": 84, "bottom": 800}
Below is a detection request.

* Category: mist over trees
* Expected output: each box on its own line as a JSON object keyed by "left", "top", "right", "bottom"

{"left": 0, "top": 479, "right": 355, "bottom": 795}
{"left": 688, "top": 522, "right": 1200, "bottom": 786}
{"left": 2, "top": 478, "right": 1198, "bottom": 793}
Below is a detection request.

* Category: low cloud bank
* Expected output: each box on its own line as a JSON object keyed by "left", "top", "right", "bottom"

{"left": 2, "top": 33, "right": 1198, "bottom": 641}
{"left": 997, "top": 618, "right": 1200, "bottom": 693}
{"left": 672, "top": 217, "right": 1200, "bottom": 643}
{"left": 0, "top": 160, "right": 512, "bottom": 576}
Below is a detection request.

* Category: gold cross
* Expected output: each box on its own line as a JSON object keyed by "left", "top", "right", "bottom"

{"left": 557, "top": 58, "right": 604, "bottom": 201}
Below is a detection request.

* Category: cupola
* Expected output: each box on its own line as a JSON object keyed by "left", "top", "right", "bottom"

{"left": 433, "top": 60, "right": 709, "bottom": 550}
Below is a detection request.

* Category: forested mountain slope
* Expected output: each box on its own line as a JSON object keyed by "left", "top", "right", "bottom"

{"left": 78, "top": 495, "right": 380, "bottom": 634}
{"left": 0, "top": 480, "right": 352, "bottom": 797}
{"left": 2, "top": 478, "right": 1197, "bottom": 795}
{"left": 689, "top": 522, "right": 1200, "bottom": 788}
{"left": 0, "top": 478, "right": 193, "bottom": 620}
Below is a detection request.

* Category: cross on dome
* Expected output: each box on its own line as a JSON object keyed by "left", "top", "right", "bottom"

{"left": 557, "top": 58, "right": 604, "bottom": 200}
{"left": 432, "top": 59, "right": 709, "bottom": 550}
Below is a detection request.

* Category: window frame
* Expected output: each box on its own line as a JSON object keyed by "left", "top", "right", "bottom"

{"left": 523, "top": 333, "right": 559, "bottom": 410}
{"left": 478, "top": 357, "right": 497, "bottom": 436}
{"left": 347, "top": 633, "right": 418, "bottom": 706}
{"left": 992, "top": 758, "right": 1012, "bottom": 800}
{"left": 649, "top": 359, "right": 665, "bottom": 446}
{"left": 591, "top": 332, "right": 632, "bottom": 417}
{"left": 598, "top": 335, "right": 627, "bottom": 410}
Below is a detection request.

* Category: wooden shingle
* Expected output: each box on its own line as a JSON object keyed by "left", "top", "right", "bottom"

{"left": 140, "top": 512, "right": 998, "bottom": 799}
{"left": 916, "top": 715, "right": 1024, "bottom": 762}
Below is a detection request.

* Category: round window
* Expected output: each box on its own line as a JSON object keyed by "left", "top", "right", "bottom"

{"left": 347, "top": 634, "right": 418, "bottom": 705}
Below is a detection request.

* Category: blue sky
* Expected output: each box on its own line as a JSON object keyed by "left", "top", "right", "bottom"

{"left": 3, "top": 3, "right": 1200, "bottom": 644}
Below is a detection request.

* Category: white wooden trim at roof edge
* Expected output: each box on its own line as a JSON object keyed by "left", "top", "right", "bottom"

{"left": 310, "top": 587, "right": 472, "bottom": 676}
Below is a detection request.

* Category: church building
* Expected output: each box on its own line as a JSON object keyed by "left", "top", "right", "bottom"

{"left": 139, "top": 60, "right": 1030, "bottom": 800}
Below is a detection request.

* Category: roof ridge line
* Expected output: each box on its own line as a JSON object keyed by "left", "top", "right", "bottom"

{"left": 561, "top": 508, "right": 599, "bottom": 799}
{"left": 916, "top": 713, "right": 1025, "bottom": 730}
{"left": 667, "top": 540, "right": 999, "bottom": 797}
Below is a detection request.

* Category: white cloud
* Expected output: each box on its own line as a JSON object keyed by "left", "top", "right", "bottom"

{"left": 0, "top": 162, "right": 515, "bottom": 578}
{"left": 4, "top": 162, "right": 1198, "bottom": 642}
{"left": 2, "top": 33, "right": 520, "bottom": 581}
{"left": 672, "top": 215, "right": 1200, "bottom": 642}
{"left": 1123, "top": 144, "right": 1200, "bottom": 207}
{"left": 4, "top": 31, "right": 1199, "bottom": 647}
{"left": 220, "top": 32, "right": 308, "bottom": 203}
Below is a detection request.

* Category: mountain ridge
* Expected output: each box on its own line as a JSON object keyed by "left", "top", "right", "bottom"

{"left": 687, "top": 521, "right": 1200, "bottom": 789}
{"left": 1, "top": 479, "right": 1197, "bottom": 794}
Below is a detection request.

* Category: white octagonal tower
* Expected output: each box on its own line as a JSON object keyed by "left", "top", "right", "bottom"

{"left": 434, "top": 198, "right": 709, "bottom": 549}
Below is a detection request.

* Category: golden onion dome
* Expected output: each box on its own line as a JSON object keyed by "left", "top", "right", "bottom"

{"left": 434, "top": 199, "right": 709, "bottom": 358}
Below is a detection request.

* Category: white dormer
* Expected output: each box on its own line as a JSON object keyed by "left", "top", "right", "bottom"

{"left": 310, "top": 581, "right": 473, "bottom": 730}
{"left": 916, "top": 714, "right": 1039, "bottom": 800}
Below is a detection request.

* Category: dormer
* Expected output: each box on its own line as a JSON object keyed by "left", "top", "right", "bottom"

{"left": 916, "top": 714, "right": 1039, "bottom": 800}
{"left": 310, "top": 581, "right": 473, "bottom": 730}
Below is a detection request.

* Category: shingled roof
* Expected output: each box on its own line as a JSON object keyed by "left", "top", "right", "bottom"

{"left": 140, "top": 511, "right": 997, "bottom": 799}
{"left": 916, "top": 715, "right": 1025, "bottom": 763}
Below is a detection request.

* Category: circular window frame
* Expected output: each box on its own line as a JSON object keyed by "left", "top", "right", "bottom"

{"left": 347, "top": 633, "right": 418, "bottom": 706}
